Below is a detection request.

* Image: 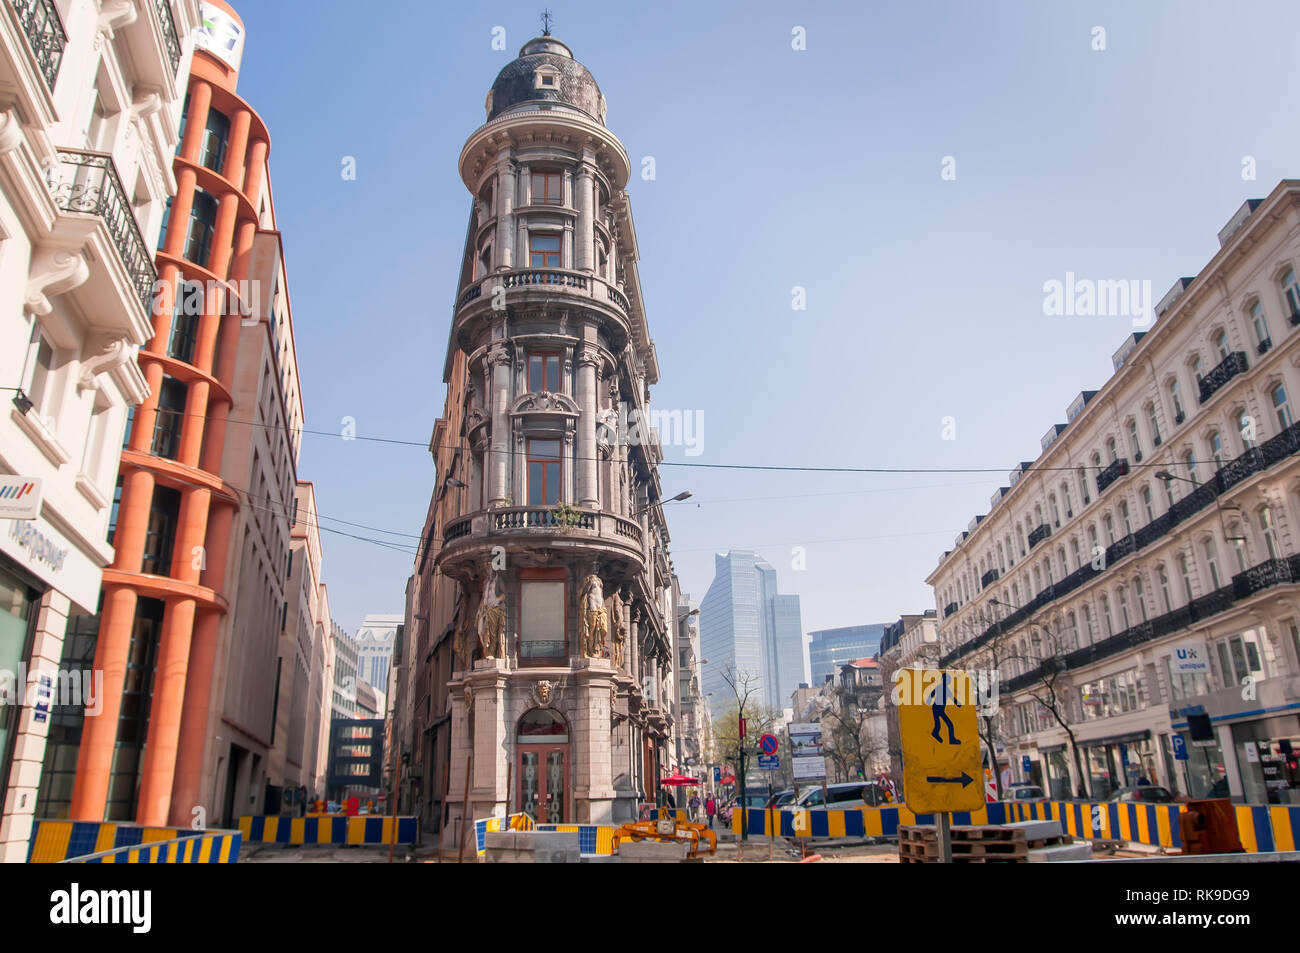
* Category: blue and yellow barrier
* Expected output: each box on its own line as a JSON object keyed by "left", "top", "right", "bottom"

{"left": 237, "top": 814, "right": 418, "bottom": 847}
{"left": 473, "top": 814, "right": 619, "bottom": 858}
{"left": 733, "top": 800, "right": 1300, "bottom": 853}
{"left": 29, "top": 820, "right": 240, "bottom": 863}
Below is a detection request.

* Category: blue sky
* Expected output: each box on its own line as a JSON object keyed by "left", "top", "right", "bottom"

{"left": 227, "top": 0, "right": 1300, "bottom": 638}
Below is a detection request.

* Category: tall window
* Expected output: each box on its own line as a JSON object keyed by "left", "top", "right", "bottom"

{"left": 1209, "top": 432, "right": 1224, "bottom": 468}
{"left": 1146, "top": 402, "right": 1161, "bottom": 446}
{"left": 1106, "top": 437, "right": 1118, "bottom": 463}
{"left": 1250, "top": 302, "right": 1270, "bottom": 350}
{"left": 1237, "top": 408, "right": 1256, "bottom": 449}
{"left": 531, "top": 171, "right": 562, "bottom": 205}
{"left": 1258, "top": 506, "right": 1280, "bottom": 560}
{"left": 184, "top": 189, "right": 217, "bottom": 267}
{"left": 1078, "top": 468, "right": 1091, "bottom": 506}
{"left": 1191, "top": 355, "right": 1204, "bottom": 384}
{"left": 1133, "top": 576, "right": 1148, "bottom": 622}
{"left": 1061, "top": 483, "right": 1073, "bottom": 517}
{"left": 1157, "top": 565, "right": 1172, "bottom": 612}
{"left": 1203, "top": 538, "right": 1222, "bottom": 590}
{"left": 1170, "top": 378, "right": 1185, "bottom": 421}
{"left": 1272, "top": 383, "right": 1293, "bottom": 430}
{"left": 1100, "top": 594, "right": 1113, "bottom": 637}
{"left": 1117, "top": 586, "right": 1131, "bottom": 630}
{"left": 526, "top": 438, "right": 561, "bottom": 506}
{"left": 1127, "top": 419, "right": 1141, "bottom": 459}
{"left": 528, "top": 233, "right": 561, "bottom": 268}
{"left": 151, "top": 376, "right": 187, "bottom": 460}
{"left": 107, "top": 477, "right": 124, "bottom": 545}
{"left": 200, "top": 107, "right": 231, "bottom": 172}
{"left": 520, "top": 574, "right": 566, "bottom": 661}
{"left": 1185, "top": 451, "right": 1198, "bottom": 486}
{"left": 527, "top": 352, "right": 561, "bottom": 393}
{"left": 1213, "top": 329, "right": 1230, "bottom": 361}
{"left": 1103, "top": 513, "right": 1115, "bottom": 545}
{"left": 1050, "top": 494, "right": 1060, "bottom": 527}
{"left": 1070, "top": 537, "right": 1082, "bottom": 569}
{"left": 142, "top": 487, "right": 181, "bottom": 576}
{"left": 1178, "top": 554, "right": 1194, "bottom": 602}
{"left": 1119, "top": 501, "right": 1132, "bottom": 536}
{"left": 168, "top": 281, "right": 202, "bottom": 364}
{"left": 1141, "top": 485, "right": 1155, "bottom": 522}
{"left": 25, "top": 333, "right": 56, "bottom": 415}
{"left": 1283, "top": 268, "right": 1300, "bottom": 317}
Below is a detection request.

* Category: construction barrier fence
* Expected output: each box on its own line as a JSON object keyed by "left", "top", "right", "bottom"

{"left": 29, "top": 820, "right": 241, "bottom": 863}
{"left": 732, "top": 800, "right": 1300, "bottom": 852}
{"left": 473, "top": 813, "right": 622, "bottom": 858}
{"left": 237, "top": 814, "right": 418, "bottom": 847}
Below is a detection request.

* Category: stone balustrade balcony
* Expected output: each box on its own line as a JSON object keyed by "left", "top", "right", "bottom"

{"left": 438, "top": 504, "right": 646, "bottom": 574}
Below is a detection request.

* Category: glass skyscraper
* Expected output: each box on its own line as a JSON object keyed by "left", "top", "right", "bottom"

{"left": 699, "top": 551, "right": 805, "bottom": 712}
{"left": 808, "top": 624, "right": 888, "bottom": 686}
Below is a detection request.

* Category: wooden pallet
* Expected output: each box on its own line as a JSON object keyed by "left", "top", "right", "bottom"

{"left": 898, "top": 824, "right": 1029, "bottom": 863}
{"left": 1027, "top": 833, "right": 1073, "bottom": 849}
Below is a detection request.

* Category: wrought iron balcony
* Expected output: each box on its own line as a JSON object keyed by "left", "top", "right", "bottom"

{"left": 49, "top": 150, "right": 157, "bottom": 311}
{"left": 14, "top": 0, "right": 66, "bottom": 91}
{"left": 980, "top": 567, "right": 1000, "bottom": 588}
{"left": 154, "top": 0, "right": 182, "bottom": 76}
{"left": 944, "top": 602, "right": 958, "bottom": 618}
{"left": 1095, "top": 457, "right": 1129, "bottom": 494}
{"left": 1232, "top": 558, "right": 1297, "bottom": 599}
{"left": 1290, "top": 311, "right": 1300, "bottom": 327}
{"left": 1105, "top": 533, "right": 1136, "bottom": 564}
{"left": 1258, "top": 338, "right": 1273, "bottom": 356}
{"left": 1198, "top": 351, "right": 1249, "bottom": 404}
{"left": 1027, "top": 523, "right": 1051, "bottom": 550}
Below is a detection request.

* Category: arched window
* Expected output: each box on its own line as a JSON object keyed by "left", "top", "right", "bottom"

{"left": 1209, "top": 432, "right": 1225, "bottom": 468}
{"left": 1141, "top": 485, "right": 1155, "bottom": 522}
{"left": 1202, "top": 537, "right": 1222, "bottom": 589}
{"left": 1169, "top": 378, "right": 1186, "bottom": 423}
{"left": 1133, "top": 575, "right": 1148, "bottom": 622}
{"left": 1213, "top": 328, "right": 1230, "bottom": 361}
{"left": 1106, "top": 437, "right": 1118, "bottom": 463}
{"left": 1119, "top": 500, "right": 1132, "bottom": 536}
{"left": 1156, "top": 565, "right": 1173, "bottom": 612}
{"left": 1272, "top": 383, "right": 1293, "bottom": 430}
{"left": 1226, "top": 520, "right": 1248, "bottom": 572}
{"left": 1237, "top": 408, "right": 1256, "bottom": 449}
{"left": 1191, "top": 354, "right": 1204, "bottom": 384}
{"left": 1100, "top": 594, "right": 1114, "bottom": 637}
{"left": 1146, "top": 402, "right": 1162, "bottom": 446}
{"left": 1178, "top": 553, "right": 1194, "bottom": 602}
{"left": 1061, "top": 482, "right": 1073, "bottom": 518}
{"left": 1249, "top": 302, "right": 1270, "bottom": 352}
{"left": 1258, "top": 506, "right": 1279, "bottom": 560}
{"left": 1050, "top": 494, "right": 1060, "bottom": 527}
{"left": 1103, "top": 513, "right": 1115, "bottom": 545}
{"left": 1117, "top": 585, "right": 1131, "bottom": 629}
{"left": 997, "top": 541, "right": 1006, "bottom": 572}
{"left": 1078, "top": 467, "right": 1091, "bottom": 506}
{"left": 1070, "top": 537, "right": 1081, "bottom": 569}
{"left": 1185, "top": 451, "right": 1199, "bottom": 486}
{"left": 1282, "top": 268, "right": 1300, "bottom": 318}
{"left": 1127, "top": 419, "right": 1142, "bottom": 461}
{"left": 1087, "top": 524, "right": 1099, "bottom": 555}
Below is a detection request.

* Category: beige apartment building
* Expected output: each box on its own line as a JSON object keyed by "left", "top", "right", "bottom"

{"left": 928, "top": 181, "right": 1300, "bottom": 806}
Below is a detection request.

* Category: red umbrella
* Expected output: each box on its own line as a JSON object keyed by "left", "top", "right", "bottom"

{"left": 659, "top": 774, "right": 700, "bottom": 786}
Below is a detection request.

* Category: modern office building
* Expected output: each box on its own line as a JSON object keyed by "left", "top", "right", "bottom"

{"left": 330, "top": 622, "right": 358, "bottom": 720}
{"left": 809, "top": 623, "right": 889, "bottom": 685}
{"left": 699, "top": 550, "right": 804, "bottom": 712}
{"left": 0, "top": 0, "right": 201, "bottom": 862}
{"left": 399, "top": 27, "right": 680, "bottom": 841}
{"left": 61, "top": 0, "right": 309, "bottom": 828}
{"left": 354, "top": 612, "right": 400, "bottom": 695}
{"left": 928, "top": 182, "right": 1300, "bottom": 805}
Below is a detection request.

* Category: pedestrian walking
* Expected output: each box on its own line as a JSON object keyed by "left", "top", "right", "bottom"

{"left": 705, "top": 795, "right": 716, "bottom": 829}
{"left": 688, "top": 793, "right": 701, "bottom": 821}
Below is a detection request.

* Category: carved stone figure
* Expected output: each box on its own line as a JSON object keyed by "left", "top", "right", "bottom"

{"left": 476, "top": 571, "right": 507, "bottom": 658}
{"left": 609, "top": 592, "right": 627, "bottom": 669}
{"left": 536, "top": 680, "right": 553, "bottom": 705}
{"left": 578, "top": 572, "right": 607, "bottom": 658}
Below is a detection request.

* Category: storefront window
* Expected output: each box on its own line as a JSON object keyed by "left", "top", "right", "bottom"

{"left": 0, "top": 567, "right": 37, "bottom": 794}
{"left": 1180, "top": 731, "right": 1228, "bottom": 799}
{"left": 34, "top": 604, "right": 101, "bottom": 818}
{"left": 1230, "top": 718, "right": 1300, "bottom": 805}
{"left": 1086, "top": 746, "right": 1119, "bottom": 799}
{"left": 1045, "top": 748, "right": 1073, "bottom": 799}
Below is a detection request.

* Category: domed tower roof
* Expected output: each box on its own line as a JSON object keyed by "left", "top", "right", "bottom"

{"left": 487, "top": 35, "right": 605, "bottom": 124}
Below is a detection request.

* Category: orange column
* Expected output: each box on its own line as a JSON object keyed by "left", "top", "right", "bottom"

{"left": 192, "top": 282, "right": 224, "bottom": 374}
{"left": 222, "top": 108, "right": 252, "bottom": 190}
{"left": 130, "top": 361, "right": 165, "bottom": 455}
{"left": 179, "top": 81, "right": 212, "bottom": 162}
{"left": 70, "top": 583, "right": 138, "bottom": 819}
{"left": 111, "top": 466, "right": 156, "bottom": 572}
{"left": 163, "top": 168, "right": 198, "bottom": 259}
{"left": 230, "top": 219, "right": 257, "bottom": 286}
{"left": 207, "top": 193, "right": 240, "bottom": 280}
{"left": 243, "top": 139, "right": 268, "bottom": 209}
{"left": 169, "top": 500, "right": 235, "bottom": 825}
{"left": 178, "top": 379, "right": 209, "bottom": 467}
{"left": 135, "top": 485, "right": 211, "bottom": 825}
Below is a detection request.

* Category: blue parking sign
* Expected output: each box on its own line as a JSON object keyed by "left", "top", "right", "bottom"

{"left": 1172, "top": 735, "right": 1188, "bottom": 761}
{"left": 713, "top": 766, "right": 721, "bottom": 782}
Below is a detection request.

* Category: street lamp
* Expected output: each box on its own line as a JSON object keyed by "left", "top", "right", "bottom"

{"left": 631, "top": 490, "right": 692, "bottom": 518}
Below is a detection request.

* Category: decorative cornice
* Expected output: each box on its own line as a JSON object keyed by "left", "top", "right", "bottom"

{"left": 25, "top": 246, "right": 89, "bottom": 316}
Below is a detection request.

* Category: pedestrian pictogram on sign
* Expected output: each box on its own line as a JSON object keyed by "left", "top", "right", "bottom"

{"left": 895, "top": 668, "right": 984, "bottom": 815}
{"left": 759, "top": 733, "right": 778, "bottom": 755}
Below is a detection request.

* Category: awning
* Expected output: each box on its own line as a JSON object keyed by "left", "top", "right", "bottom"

{"left": 1078, "top": 730, "right": 1151, "bottom": 749}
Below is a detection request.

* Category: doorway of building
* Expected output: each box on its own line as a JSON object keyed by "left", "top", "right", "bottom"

{"left": 517, "top": 709, "right": 568, "bottom": 823}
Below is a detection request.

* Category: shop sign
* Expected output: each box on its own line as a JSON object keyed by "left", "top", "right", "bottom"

{"left": 1170, "top": 640, "right": 1211, "bottom": 675}
{"left": 0, "top": 477, "right": 41, "bottom": 519}
{"left": 0, "top": 514, "right": 99, "bottom": 611}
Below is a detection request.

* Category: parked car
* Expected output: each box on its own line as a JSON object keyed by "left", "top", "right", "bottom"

{"left": 734, "top": 794, "right": 768, "bottom": 810}
{"left": 1107, "top": 785, "right": 1177, "bottom": 803}
{"left": 1004, "top": 784, "right": 1047, "bottom": 802}
{"left": 765, "top": 789, "right": 796, "bottom": 809}
{"left": 784, "top": 782, "right": 889, "bottom": 810}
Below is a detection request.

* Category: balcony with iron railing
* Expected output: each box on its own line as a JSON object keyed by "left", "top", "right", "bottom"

{"left": 981, "top": 567, "right": 1000, "bottom": 588}
{"left": 1198, "top": 351, "right": 1249, "bottom": 404}
{"left": 153, "top": 0, "right": 182, "bottom": 77}
{"left": 11, "top": 0, "right": 66, "bottom": 92}
{"left": 1027, "top": 523, "right": 1051, "bottom": 550}
{"left": 1095, "top": 457, "right": 1129, "bottom": 494}
{"left": 48, "top": 150, "right": 157, "bottom": 312}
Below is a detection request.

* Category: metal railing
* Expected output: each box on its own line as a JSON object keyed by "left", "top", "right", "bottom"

{"left": 13, "top": 0, "right": 66, "bottom": 91}
{"left": 49, "top": 150, "right": 157, "bottom": 311}
{"left": 1095, "top": 457, "right": 1130, "bottom": 494}
{"left": 1198, "top": 351, "right": 1249, "bottom": 404}
{"left": 154, "top": 0, "right": 182, "bottom": 76}
{"left": 1027, "top": 523, "right": 1051, "bottom": 549}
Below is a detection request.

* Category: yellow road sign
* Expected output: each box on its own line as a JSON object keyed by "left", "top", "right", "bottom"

{"left": 895, "top": 668, "right": 984, "bottom": 814}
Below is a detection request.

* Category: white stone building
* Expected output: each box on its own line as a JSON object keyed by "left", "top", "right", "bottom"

{"left": 0, "top": 0, "right": 199, "bottom": 861}
{"left": 927, "top": 182, "right": 1300, "bottom": 806}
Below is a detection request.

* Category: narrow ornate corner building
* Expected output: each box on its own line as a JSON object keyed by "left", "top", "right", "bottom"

{"left": 399, "top": 29, "right": 680, "bottom": 834}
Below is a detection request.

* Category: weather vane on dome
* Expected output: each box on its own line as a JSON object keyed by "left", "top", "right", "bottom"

{"left": 541, "top": 9, "right": 553, "bottom": 35}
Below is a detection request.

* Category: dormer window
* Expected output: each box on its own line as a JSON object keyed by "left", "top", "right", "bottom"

{"left": 535, "top": 66, "right": 560, "bottom": 90}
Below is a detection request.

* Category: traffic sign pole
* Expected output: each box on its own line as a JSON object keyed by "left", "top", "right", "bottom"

{"left": 937, "top": 812, "right": 953, "bottom": 864}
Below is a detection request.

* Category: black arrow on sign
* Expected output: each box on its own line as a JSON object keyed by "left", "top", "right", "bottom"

{"left": 925, "top": 772, "right": 974, "bottom": 787}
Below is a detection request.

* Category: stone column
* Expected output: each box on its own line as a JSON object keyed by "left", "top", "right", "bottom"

{"left": 496, "top": 157, "right": 515, "bottom": 270}
{"left": 470, "top": 664, "right": 510, "bottom": 818}
{"left": 562, "top": 221, "right": 573, "bottom": 270}
{"left": 576, "top": 158, "right": 594, "bottom": 272}
{"left": 517, "top": 219, "right": 529, "bottom": 270}
{"left": 575, "top": 347, "right": 599, "bottom": 508}
{"left": 573, "top": 662, "right": 616, "bottom": 823}
{"left": 488, "top": 346, "right": 511, "bottom": 506}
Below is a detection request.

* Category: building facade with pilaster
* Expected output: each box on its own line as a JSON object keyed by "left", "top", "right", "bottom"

{"left": 927, "top": 182, "right": 1300, "bottom": 806}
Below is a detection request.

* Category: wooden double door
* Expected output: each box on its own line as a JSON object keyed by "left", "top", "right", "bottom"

{"left": 518, "top": 744, "right": 568, "bottom": 824}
